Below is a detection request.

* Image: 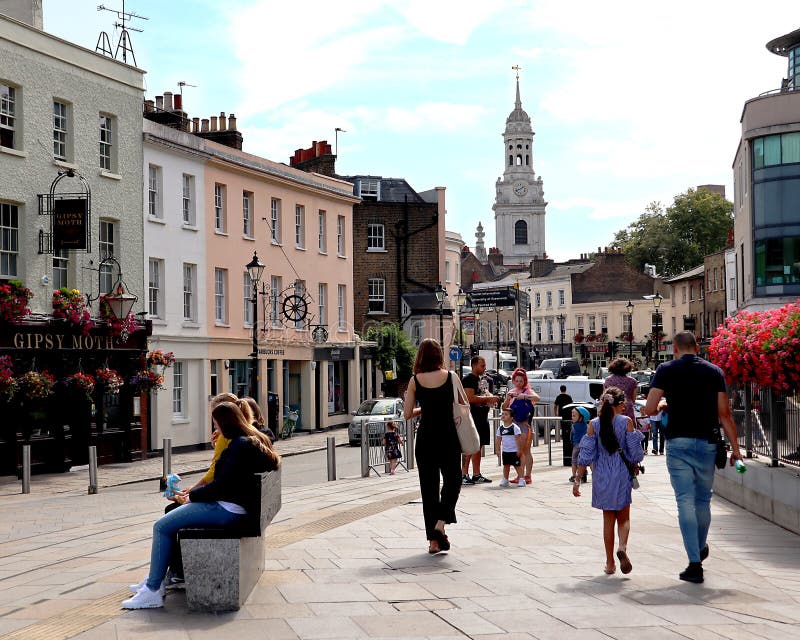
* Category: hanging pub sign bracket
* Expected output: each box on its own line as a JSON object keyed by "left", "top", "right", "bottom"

{"left": 37, "top": 168, "right": 92, "bottom": 254}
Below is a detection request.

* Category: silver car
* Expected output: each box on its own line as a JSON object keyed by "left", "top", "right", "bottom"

{"left": 348, "top": 398, "right": 405, "bottom": 446}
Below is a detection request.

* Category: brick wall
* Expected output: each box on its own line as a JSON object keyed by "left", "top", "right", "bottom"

{"left": 572, "top": 253, "right": 659, "bottom": 303}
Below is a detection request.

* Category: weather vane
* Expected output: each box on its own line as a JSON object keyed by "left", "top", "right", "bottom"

{"left": 512, "top": 64, "right": 521, "bottom": 79}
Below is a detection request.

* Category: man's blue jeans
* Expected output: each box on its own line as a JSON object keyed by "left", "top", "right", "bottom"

{"left": 650, "top": 420, "right": 664, "bottom": 453}
{"left": 146, "top": 502, "right": 244, "bottom": 591}
{"left": 665, "top": 437, "right": 717, "bottom": 563}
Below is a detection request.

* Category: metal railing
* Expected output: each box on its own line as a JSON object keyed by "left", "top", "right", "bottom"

{"left": 730, "top": 384, "right": 800, "bottom": 468}
{"left": 360, "top": 419, "right": 413, "bottom": 477}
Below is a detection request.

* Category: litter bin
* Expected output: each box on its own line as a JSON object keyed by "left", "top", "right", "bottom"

{"left": 267, "top": 392, "right": 279, "bottom": 433}
{"left": 561, "top": 402, "right": 597, "bottom": 467}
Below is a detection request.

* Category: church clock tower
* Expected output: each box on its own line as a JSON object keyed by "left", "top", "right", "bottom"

{"left": 492, "top": 67, "right": 547, "bottom": 264}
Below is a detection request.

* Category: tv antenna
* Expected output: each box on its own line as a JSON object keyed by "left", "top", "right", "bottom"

{"left": 177, "top": 81, "right": 197, "bottom": 97}
{"left": 96, "top": 1, "right": 148, "bottom": 66}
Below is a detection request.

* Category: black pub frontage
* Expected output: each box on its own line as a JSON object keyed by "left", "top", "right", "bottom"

{"left": 0, "top": 319, "right": 152, "bottom": 477}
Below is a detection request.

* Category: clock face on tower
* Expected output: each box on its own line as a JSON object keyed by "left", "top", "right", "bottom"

{"left": 513, "top": 182, "right": 528, "bottom": 196}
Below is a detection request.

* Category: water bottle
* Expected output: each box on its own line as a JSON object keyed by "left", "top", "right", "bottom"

{"left": 734, "top": 459, "right": 746, "bottom": 474}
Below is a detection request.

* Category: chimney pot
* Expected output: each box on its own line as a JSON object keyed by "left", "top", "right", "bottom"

{"left": 164, "top": 91, "right": 174, "bottom": 111}
{"left": 219, "top": 112, "right": 227, "bottom": 131}
{"left": 192, "top": 117, "right": 200, "bottom": 133}
{"left": 174, "top": 94, "right": 183, "bottom": 111}
{"left": 228, "top": 114, "right": 237, "bottom": 130}
{"left": 155, "top": 95, "right": 164, "bottom": 110}
{"left": 201, "top": 118, "right": 210, "bottom": 132}
{"left": 144, "top": 99, "right": 154, "bottom": 113}
{"left": 210, "top": 116, "right": 218, "bottom": 132}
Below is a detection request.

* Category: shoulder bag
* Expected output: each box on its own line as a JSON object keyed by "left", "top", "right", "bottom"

{"left": 615, "top": 427, "right": 642, "bottom": 490}
{"left": 451, "top": 372, "right": 481, "bottom": 455}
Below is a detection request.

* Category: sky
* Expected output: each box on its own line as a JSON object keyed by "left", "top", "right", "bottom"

{"left": 40, "top": 0, "right": 798, "bottom": 261}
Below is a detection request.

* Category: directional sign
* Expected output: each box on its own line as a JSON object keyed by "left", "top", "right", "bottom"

{"left": 449, "top": 346, "right": 463, "bottom": 362}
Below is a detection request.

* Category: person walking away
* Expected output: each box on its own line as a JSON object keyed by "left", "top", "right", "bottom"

{"left": 650, "top": 404, "right": 665, "bottom": 455}
{"left": 503, "top": 368, "right": 539, "bottom": 484}
{"left": 572, "top": 387, "right": 643, "bottom": 575}
{"left": 461, "top": 356, "right": 499, "bottom": 485}
{"left": 643, "top": 331, "right": 742, "bottom": 583}
{"left": 569, "top": 406, "right": 590, "bottom": 483}
{"left": 604, "top": 357, "right": 637, "bottom": 424}
{"left": 553, "top": 385, "right": 573, "bottom": 418}
{"left": 382, "top": 420, "right": 404, "bottom": 475}
{"left": 404, "top": 339, "right": 462, "bottom": 554}
{"left": 496, "top": 408, "right": 526, "bottom": 487}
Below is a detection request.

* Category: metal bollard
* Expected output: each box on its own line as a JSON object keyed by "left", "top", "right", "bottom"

{"left": 88, "top": 446, "right": 98, "bottom": 494}
{"left": 160, "top": 438, "right": 172, "bottom": 491}
{"left": 21, "top": 444, "right": 31, "bottom": 494}
{"left": 326, "top": 436, "right": 336, "bottom": 481}
{"left": 360, "top": 428, "right": 370, "bottom": 477}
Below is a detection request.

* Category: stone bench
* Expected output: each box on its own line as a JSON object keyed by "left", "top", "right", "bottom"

{"left": 178, "top": 468, "right": 281, "bottom": 612}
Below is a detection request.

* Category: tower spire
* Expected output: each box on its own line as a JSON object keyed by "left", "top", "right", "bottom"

{"left": 512, "top": 64, "right": 522, "bottom": 109}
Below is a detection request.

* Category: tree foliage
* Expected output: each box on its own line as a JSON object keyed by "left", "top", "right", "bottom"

{"left": 363, "top": 322, "right": 416, "bottom": 381}
{"left": 613, "top": 188, "right": 733, "bottom": 276}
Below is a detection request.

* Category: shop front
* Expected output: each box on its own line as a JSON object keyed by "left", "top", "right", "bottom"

{"left": 0, "top": 319, "right": 152, "bottom": 476}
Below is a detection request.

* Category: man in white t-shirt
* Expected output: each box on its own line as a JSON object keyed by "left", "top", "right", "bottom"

{"left": 496, "top": 408, "right": 525, "bottom": 487}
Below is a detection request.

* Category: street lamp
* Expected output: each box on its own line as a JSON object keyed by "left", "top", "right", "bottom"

{"left": 653, "top": 293, "right": 663, "bottom": 366}
{"left": 625, "top": 300, "right": 634, "bottom": 360}
{"left": 455, "top": 288, "right": 467, "bottom": 366}
{"left": 434, "top": 282, "right": 446, "bottom": 347}
{"left": 487, "top": 306, "right": 501, "bottom": 370}
{"left": 246, "top": 252, "right": 266, "bottom": 402}
{"left": 557, "top": 313, "right": 565, "bottom": 358}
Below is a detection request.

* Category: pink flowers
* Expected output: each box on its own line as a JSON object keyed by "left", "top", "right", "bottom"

{"left": 95, "top": 368, "right": 124, "bottom": 395}
{"left": 0, "top": 280, "right": 32, "bottom": 323}
{"left": 146, "top": 350, "right": 175, "bottom": 368}
{"left": 709, "top": 301, "right": 800, "bottom": 391}
{"left": 52, "top": 288, "right": 93, "bottom": 335}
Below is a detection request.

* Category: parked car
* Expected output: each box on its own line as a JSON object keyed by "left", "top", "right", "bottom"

{"left": 348, "top": 398, "right": 406, "bottom": 446}
{"left": 526, "top": 369, "right": 555, "bottom": 381}
{"left": 631, "top": 370, "right": 655, "bottom": 397}
{"left": 539, "top": 357, "right": 581, "bottom": 379}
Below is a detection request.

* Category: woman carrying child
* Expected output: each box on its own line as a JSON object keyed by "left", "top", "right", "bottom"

{"left": 502, "top": 368, "right": 539, "bottom": 484}
{"left": 572, "top": 386, "right": 643, "bottom": 575}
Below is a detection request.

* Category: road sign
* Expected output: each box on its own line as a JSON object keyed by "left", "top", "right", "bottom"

{"left": 449, "top": 346, "right": 463, "bottom": 362}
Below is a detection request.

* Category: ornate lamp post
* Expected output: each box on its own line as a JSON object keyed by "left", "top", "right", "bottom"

{"left": 246, "top": 252, "right": 265, "bottom": 402}
{"left": 434, "top": 282, "right": 447, "bottom": 347}
{"left": 474, "top": 309, "right": 481, "bottom": 350}
{"left": 625, "top": 300, "right": 634, "bottom": 359}
{"left": 455, "top": 288, "right": 467, "bottom": 367}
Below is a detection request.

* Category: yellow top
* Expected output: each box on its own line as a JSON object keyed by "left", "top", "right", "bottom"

{"left": 201, "top": 435, "right": 231, "bottom": 484}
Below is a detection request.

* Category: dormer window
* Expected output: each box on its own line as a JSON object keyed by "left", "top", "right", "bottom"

{"left": 359, "top": 178, "right": 379, "bottom": 200}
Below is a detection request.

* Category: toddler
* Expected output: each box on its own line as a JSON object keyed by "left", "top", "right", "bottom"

{"left": 496, "top": 408, "right": 525, "bottom": 487}
{"left": 382, "top": 420, "right": 404, "bottom": 475}
{"left": 570, "top": 406, "right": 590, "bottom": 483}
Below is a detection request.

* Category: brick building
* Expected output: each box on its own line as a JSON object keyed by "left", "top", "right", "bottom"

{"left": 703, "top": 249, "right": 728, "bottom": 339}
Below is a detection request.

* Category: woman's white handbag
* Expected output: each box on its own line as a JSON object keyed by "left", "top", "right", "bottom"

{"left": 451, "top": 372, "right": 480, "bottom": 455}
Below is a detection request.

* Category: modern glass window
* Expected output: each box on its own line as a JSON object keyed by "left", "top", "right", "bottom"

{"left": 558, "top": 289, "right": 565, "bottom": 306}
{"left": 182, "top": 263, "right": 196, "bottom": 321}
{"left": 337, "top": 284, "right": 346, "bottom": 330}
{"left": 755, "top": 236, "right": 800, "bottom": 287}
{"left": 214, "top": 268, "right": 227, "bottom": 323}
{"left": 52, "top": 248, "right": 68, "bottom": 290}
{"left": 242, "top": 191, "right": 253, "bottom": 237}
{"left": 270, "top": 198, "right": 281, "bottom": 243}
{"left": 172, "top": 361, "right": 184, "bottom": 418}
{"left": 148, "top": 165, "right": 162, "bottom": 218}
{"left": 270, "top": 275, "right": 282, "bottom": 327}
{"left": 753, "top": 132, "right": 800, "bottom": 169}
{"left": 514, "top": 220, "right": 528, "bottom": 245}
{"left": 99, "top": 114, "right": 113, "bottom": 170}
{"left": 546, "top": 291, "right": 552, "bottom": 308}
{"left": 98, "top": 220, "right": 116, "bottom": 293}
{"left": 337, "top": 215, "right": 345, "bottom": 255}
{"left": 318, "top": 210, "right": 326, "bottom": 252}
{"left": 295, "top": 204, "right": 305, "bottom": 248}
{"left": 243, "top": 271, "right": 253, "bottom": 326}
{"left": 367, "top": 223, "right": 385, "bottom": 250}
{"left": 318, "top": 283, "right": 327, "bottom": 325}
{"left": 53, "top": 100, "right": 68, "bottom": 160}
{"left": 182, "top": 174, "right": 195, "bottom": 225}
{"left": 0, "top": 84, "right": 16, "bottom": 149}
{"left": 0, "top": 202, "right": 18, "bottom": 277}
{"left": 148, "top": 258, "right": 163, "bottom": 318}
{"left": 214, "top": 183, "right": 226, "bottom": 232}
{"left": 368, "top": 278, "right": 385, "bottom": 313}
{"left": 790, "top": 46, "right": 800, "bottom": 90}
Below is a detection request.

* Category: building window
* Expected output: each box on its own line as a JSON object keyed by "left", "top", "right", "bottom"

{"left": 359, "top": 178, "right": 379, "bottom": 199}
{"left": 337, "top": 215, "right": 345, "bottom": 256}
{"left": 242, "top": 191, "right": 253, "bottom": 237}
{"left": 0, "top": 84, "right": 17, "bottom": 149}
{"left": 99, "top": 114, "right": 114, "bottom": 170}
{"left": 575, "top": 315, "right": 584, "bottom": 332}
{"left": 558, "top": 289, "right": 565, "bottom": 306}
{"left": 182, "top": 174, "right": 195, "bottom": 225}
{"left": 508, "top": 320, "right": 514, "bottom": 341}
{"left": 600, "top": 313, "right": 607, "bottom": 333}
{"left": 295, "top": 204, "right": 305, "bottom": 248}
{"left": 270, "top": 198, "right": 281, "bottom": 243}
{"left": 243, "top": 271, "right": 253, "bottom": 326}
{"left": 98, "top": 220, "right": 116, "bottom": 293}
{"left": 682, "top": 286, "right": 687, "bottom": 303}
{"left": 623, "top": 313, "right": 632, "bottom": 333}
{"left": 700, "top": 283, "right": 704, "bottom": 300}
{"left": 53, "top": 100, "right": 68, "bottom": 160}
{"left": 729, "top": 276, "right": 736, "bottom": 301}
{"left": 0, "top": 202, "right": 18, "bottom": 277}
{"left": 210, "top": 360, "right": 218, "bottom": 396}
{"left": 755, "top": 236, "right": 800, "bottom": 288}
{"left": 689, "top": 285, "right": 694, "bottom": 301}
{"left": 368, "top": 278, "right": 385, "bottom": 313}
{"left": 148, "top": 258, "right": 163, "bottom": 318}
{"left": 52, "top": 248, "right": 68, "bottom": 290}
{"left": 148, "top": 165, "right": 162, "bottom": 218}
{"left": 546, "top": 318, "right": 554, "bottom": 341}
{"left": 337, "top": 284, "right": 346, "bottom": 330}
{"left": 752, "top": 132, "right": 800, "bottom": 169}
{"left": 214, "top": 268, "right": 227, "bottom": 323}
{"left": 182, "top": 263, "right": 196, "bottom": 321}
{"left": 534, "top": 292, "right": 541, "bottom": 308}
{"left": 214, "top": 183, "right": 226, "bottom": 232}
{"left": 445, "top": 260, "right": 451, "bottom": 283}
{"left": 535, "top": 319, "right": 542, "bottom": 342}
{"left": 367, "top": 223, "right": 385, "bottom": 251}
{"left": 294, "top": 280, "right": 305, "bottom": 330}
{"left": 327, "top": 361, "right": 347, "bottom": 414}
{"left": 318, "top": 283, "right": 327, "bottom": 326}
{"left": 546, "top": 291, "right": 552, "bottom": 308}
{"left": 172, "top": 361, "right": 184, "bottom": 418}
{"left": 318, "top": 210, "right": 326, "bottom": 252}
{"left": 514, "top": 220, "right": 528, "bottom": 245}
{"left": 270, "top": 275, "right": 282, "bottom": 327}
{"left": 588, "top": 314, "right": 596, "bottom": 333}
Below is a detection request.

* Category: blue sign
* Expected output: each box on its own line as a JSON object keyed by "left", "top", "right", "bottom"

{"left": 449, "top": 346, "right": 463, "bottom": 361}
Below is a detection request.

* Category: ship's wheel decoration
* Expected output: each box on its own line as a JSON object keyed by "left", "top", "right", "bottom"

{"left": 282, "top": 294, "right": 308, "bottom": 323}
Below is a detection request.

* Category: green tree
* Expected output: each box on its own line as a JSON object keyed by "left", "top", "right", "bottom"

{"left": 363, "top": 322, "right": 416, "bottom": 381}
{"left": 613, "top": 188, "right": 733, "bottom": 276}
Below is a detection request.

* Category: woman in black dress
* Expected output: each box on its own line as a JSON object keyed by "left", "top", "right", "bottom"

{"left": 404, "top": 339, "right": 461, "bottom": 554}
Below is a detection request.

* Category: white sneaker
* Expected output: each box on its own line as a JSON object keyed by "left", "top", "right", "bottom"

{"left": 129, "top": 578, "right": 165, "bottom": 596}
{"left": 122, "top": 586, "right": 164, "bottom": 609}
{"left": 518, "top": 478, "right": 526, "bottom": 487}
{"left": 499, "top": 478, "right": 509, "bottom": 487}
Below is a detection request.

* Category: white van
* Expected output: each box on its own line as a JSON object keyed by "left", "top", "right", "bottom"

{"left": 528, "top": 378, "right": 605, "bottom": 412}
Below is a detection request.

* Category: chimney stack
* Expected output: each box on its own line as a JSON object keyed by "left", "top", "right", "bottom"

{"left": 201, "top": 118, "right": 209, "bottom": 132}
{"left": 219, "top": 112, "right": 227, "bottom": 131}
{"left": 192, "top": 117, "right": 200, "bottom": 133}
{"left": 228, "top": 114, "right": 237, "bottom": 130}
{"left": 155, "top": 95, "right": 164, "bottom": 110}
{"left": 210, "top": 116, "right": 218, "bottom": 132}
{"left": 174, "top": 94, "right": 183, "bottom": 111}
{"left": 164, "top": 91, "right": 174, "bottom": 111}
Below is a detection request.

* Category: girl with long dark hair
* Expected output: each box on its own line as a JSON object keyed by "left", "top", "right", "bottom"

{"left": 572, "top": 386, "right": 643, "bottom": 575}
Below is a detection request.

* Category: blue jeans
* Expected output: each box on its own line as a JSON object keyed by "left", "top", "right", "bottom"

{"left": 665, "top": 438, "right": 717, "bottom": 563}
{"left": 146, "top": 502, "right": 244, "bottom": 591}
{"left": 650, "top": 420, "right": 664, "bottom": 453}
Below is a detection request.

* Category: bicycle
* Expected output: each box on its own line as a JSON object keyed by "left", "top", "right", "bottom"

{"left": 280, "top": 409, "right": 299, "bottom": 439}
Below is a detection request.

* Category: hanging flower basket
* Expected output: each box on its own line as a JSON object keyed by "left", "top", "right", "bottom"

{"left": 129, "top": 370, "right": 164, "bottom": 393}
{"left": 618, "top": 331, "right": 634, "bottom": 342}
{"left": 573, "top": 332, "right": 585, "bottom": 344}
{"left": 64, "top": 372, "right": 95, "bottom": 399}
{"left": 0, "top": 280, "right": 33, "bottom": 323}
{"left": 146, "top": 349, "right": 176, "bottom": 368}
{"left": 95, "top": 367, "right": 124, "bottom": 395}
{"left": 17, "top": 370, "right": 55, "bottom": 400}
{"left": 98, "top": 296, "right": 139, "bottom": 341}
{"left": 0, "top": 355, "right": 16, "bottom": 400}
{"left": 52, "top": 288, "right": 94, "bottom": 335}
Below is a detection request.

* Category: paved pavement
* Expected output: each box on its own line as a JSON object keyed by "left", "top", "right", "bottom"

{"left": 1, "top": 438, "right": 800, "bottom": 640}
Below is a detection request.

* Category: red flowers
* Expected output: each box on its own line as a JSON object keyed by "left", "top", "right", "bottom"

{"left": 0, "top": 280, "right": 32, "bottom": 323}
{"left": 52, "top": 288, "right": 93, "bottom": 335}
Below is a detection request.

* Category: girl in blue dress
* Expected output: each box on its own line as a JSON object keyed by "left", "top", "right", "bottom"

{"left": 572, "top": 386, "right": 643, "bottom": 575}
